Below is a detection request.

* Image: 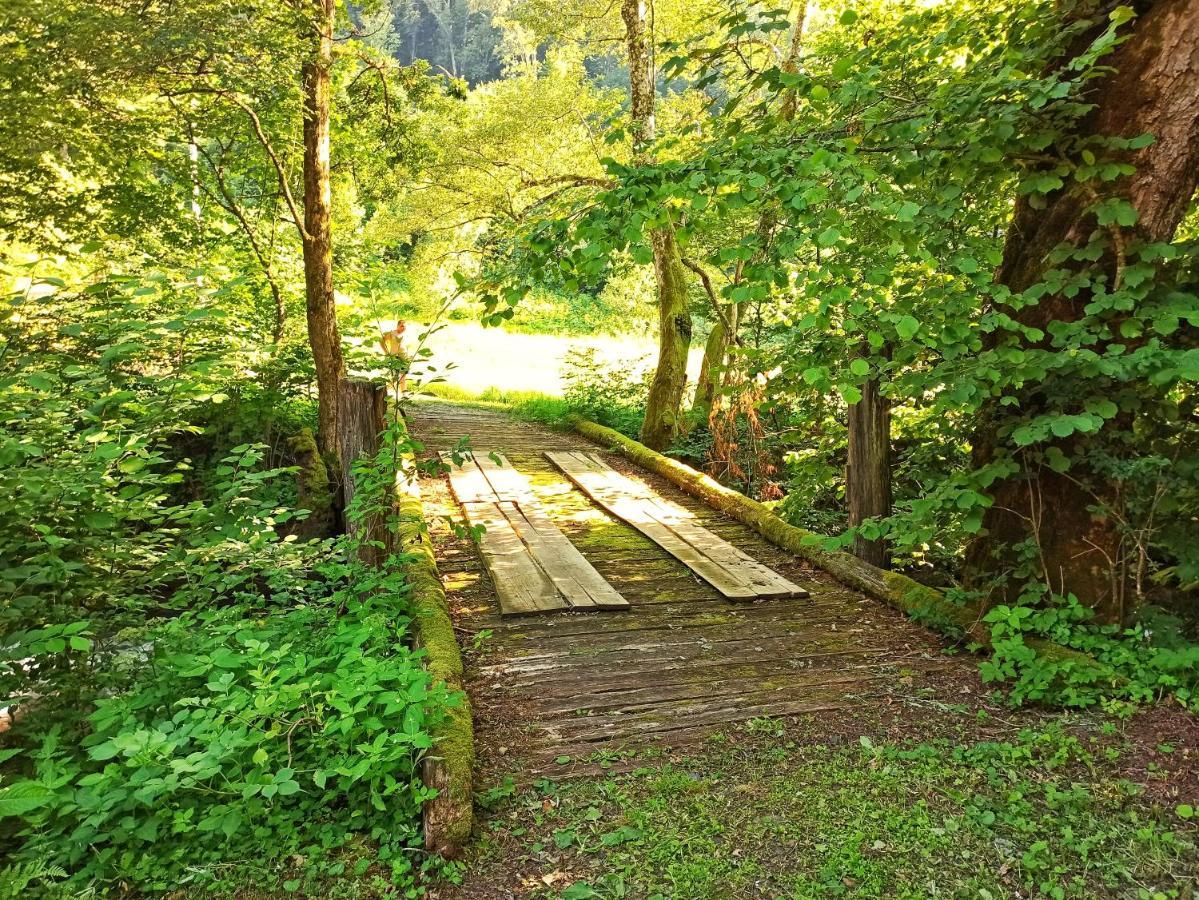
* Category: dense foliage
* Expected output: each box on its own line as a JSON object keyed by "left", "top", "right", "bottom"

{"left": 0, "top": 0, "right": 464, "bottom": 890}
{"left": 0, "top": 262, "right": 455, "bottom": 893}
{"left": 470, "top": 0, "right": 1199, "bottom": 710}
{"left": 2, "top": 0, "right": 1198, "bottom": 893}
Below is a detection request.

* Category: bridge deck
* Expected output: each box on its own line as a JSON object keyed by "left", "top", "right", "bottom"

{"left": 407, "top": 401, "right": 962, "bottom": 779}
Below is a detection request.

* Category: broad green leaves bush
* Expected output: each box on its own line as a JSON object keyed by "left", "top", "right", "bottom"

{"left": 1, "top": 267, "right": 456, "bottom": 894}
{"left": 18, "top": 595, "right": 448, "bottom": 891}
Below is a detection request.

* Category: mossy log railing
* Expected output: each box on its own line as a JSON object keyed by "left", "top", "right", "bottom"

{"left": 394, "top": 421, "right": 474, "bottom": 858}
{"left": 572, "top": 418, "right": 1116, "bottom": 678}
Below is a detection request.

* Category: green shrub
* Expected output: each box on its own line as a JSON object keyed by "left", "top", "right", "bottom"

{"left": 0, "top": 271, "right": 457, "bottom": 894}
{"left": 561, "top": 347, "right": 646, "bottom": 438}
{"left": 16, "top": 590, "right": 449, "bottom": 892}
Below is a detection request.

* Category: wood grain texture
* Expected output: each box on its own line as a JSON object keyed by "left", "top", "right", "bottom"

{"left": 441, "top": 451, "right": 628, "bottom": 615}
{"left": 547, "top": 450, "right": 807, "bottom": 600}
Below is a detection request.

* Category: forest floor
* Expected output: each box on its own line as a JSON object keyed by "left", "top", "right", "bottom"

{"left": 410, "top": 401, "right": 1199, "bottom": 899}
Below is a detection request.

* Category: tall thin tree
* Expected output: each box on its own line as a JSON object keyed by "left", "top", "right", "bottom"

{"left": 621, "top": 0, "right": 692, "bottom": 452}
{"left": 302, "top": 0, "right": 347, "bottom": 456}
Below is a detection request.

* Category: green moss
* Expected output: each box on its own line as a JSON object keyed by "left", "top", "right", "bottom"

{"left": 287, "top": 427, "right": 334, "bottom": 539}
{"left": 394, "top": 419, "right": 474, "bottom": 857}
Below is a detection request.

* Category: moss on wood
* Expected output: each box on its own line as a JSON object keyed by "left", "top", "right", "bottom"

{"left": 287, "top": 427, "right": 335, "bottom": 539}
{"left": 393, "top": 426, "right": 474, "bottom": 859}
{"left": 572, "top": 418, "right": 1114, "bottom": 681}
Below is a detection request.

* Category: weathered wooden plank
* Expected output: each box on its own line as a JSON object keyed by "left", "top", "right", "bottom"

{"left": 475, "top": 452, "right": 624, "bottom": 608}
{"left": 474, "top": 452, "right": 540, "bottom": 504}
{"left": 463, "top": 500, "right": 563, "bottom": 614}
{"left": 501, "top": 502, "right": 628, "bottom": 609}
{"left": 547, "top": 450, "right": 807, "bottom": 601}
{"left": 439, "top": 452, "right": 496, "bottom": 504}
{"left": 553, "top": 451, "right": 786, "bottom": 596}
{"left": 440, "top": 451, "right": 627, "bottom": 614}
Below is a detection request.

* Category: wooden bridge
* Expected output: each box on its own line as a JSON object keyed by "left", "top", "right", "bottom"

{"left": 408, "top": 401, "right": 961, "bottom": 780}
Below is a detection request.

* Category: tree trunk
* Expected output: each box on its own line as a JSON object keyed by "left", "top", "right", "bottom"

{"left": 621, "top": 0, "right": 692, "bottom": 451}
{"left": 964, "top": 0, "right": 1199, "bottom": 622}
{"left": 693, "top": 309, "right": 732, "bottom": 424}
{"left": 302, "top": 0, "right": 345, "bottom": 458}
{"left": 846, "top": 372, "right": 891, "bottom": 569}
{"left": 338, "top": 378, "right": 388, "bottom": 564}
{"left": 642, "top": 226, "right": 693, "bottom": 450}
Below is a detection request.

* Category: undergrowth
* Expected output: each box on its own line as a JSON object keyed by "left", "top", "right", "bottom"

{"left": 469, "top": 721, "right": 1197, "bottom": 899}
{"left": 0, "top": 272, "right": 457, "bottom": 896}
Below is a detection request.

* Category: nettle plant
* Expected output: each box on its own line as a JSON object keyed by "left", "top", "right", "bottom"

{"left": 0, "top": 267, "right": 458, "bottom": 892}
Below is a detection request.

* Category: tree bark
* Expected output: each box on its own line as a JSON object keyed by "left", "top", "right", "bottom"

{"left": 642, "top": 226, "right": 693, "bottom": 450}
{"left": 693, "top": 304, "right": 735, "bottom": 423}
{"left": 302, "top": 0, "right": 346, "bottom": 458}
{"left": 621, "top": 0, "right": 692, "bottom": 451}
{"left": 338, "top": 378, "right": 388, "bottom": 564}
{"left": 964, "top": 0, "right": 1199, "bottom": 622}
{"left": 846, "top": 370, "right": 891, "bottom": 569}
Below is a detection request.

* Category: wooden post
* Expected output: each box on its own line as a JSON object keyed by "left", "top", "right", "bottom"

{"left": 846, "top": 374, "right": 891, "bottom": 570}
{"left": 336, "top": 378, "right": 387, "bottom": 564}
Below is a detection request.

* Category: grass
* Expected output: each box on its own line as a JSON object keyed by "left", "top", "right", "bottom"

{"left": 404, "top": 322, "right": 702, "bottom": 398}
{"left": 465, "top": 721, "right": 1198, "bottom": 899}
{"left": 417, "top": 383, "right": 576, "bottom": 428}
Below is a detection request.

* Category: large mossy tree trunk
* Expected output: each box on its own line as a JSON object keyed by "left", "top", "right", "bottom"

{"left": 643, "top": 227, "right": 693, "bottom": 450}
{"left": 846, "top": 371, "right": 892, "bottom": 569}
{"left": 302, "top": 0, "right": 346, "bottom": 460}
{"left": 622, "top": 0, "right": 692, "bottom": 452}
{"left": 964, "top": 0, "right": 1199, "bottom": 622}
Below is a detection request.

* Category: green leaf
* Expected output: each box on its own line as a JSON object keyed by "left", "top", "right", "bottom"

{"left": 0, "top": 781, "right": 53, "bottom": 818}
{"left": 1050, "top": 417, "right": 1076, "bottom": 438}
{"left": 1043, "top": 446, "right": 1071, "bottom": 474}
{"left": 600, "top": 825, "right": 643, "bottom": 846}
{"left": 816, "top": 226, "right": 840, "bottom": 247}
{"left": 849, "top": 358, "right": 870, "bottom": 377}
{"left": 840, "top": 8, "right": 859, "bottom": 25}
{"left": 1177, "top": 804, "right": 1194, "bottom": 820}
{"left": 895, "top": 315, "right": 920, "bottom": 340}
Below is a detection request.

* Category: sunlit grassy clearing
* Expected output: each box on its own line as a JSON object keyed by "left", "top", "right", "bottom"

{"left": 404, "top": 321, "right": 705, "bottom": 398}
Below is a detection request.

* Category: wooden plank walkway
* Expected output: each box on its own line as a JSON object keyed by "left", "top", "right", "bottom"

{"left": 407, "top": 401, "right": 962, "bottom": 779}
{"left": 547, "top": 449, "right": 806, "bottom": 600}
{"left": 440, "top": 451, "right": 628, "bottom": 614}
